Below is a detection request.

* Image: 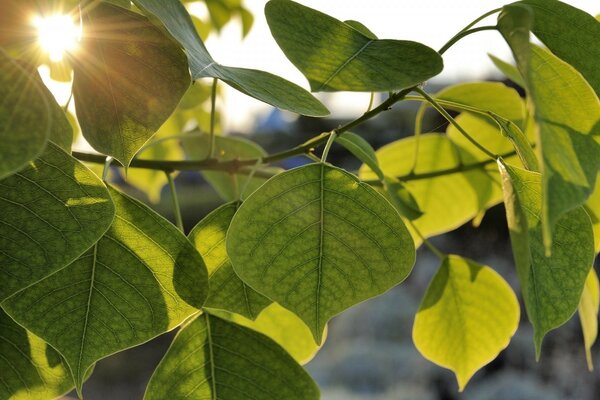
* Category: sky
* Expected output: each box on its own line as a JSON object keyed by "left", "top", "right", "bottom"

{"left": 198, "top": 0, "right": 598, "bottom": 131}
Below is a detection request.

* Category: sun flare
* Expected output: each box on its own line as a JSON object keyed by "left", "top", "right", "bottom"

{"left": 33, "top": 14, "right": 81, "bottom": 62}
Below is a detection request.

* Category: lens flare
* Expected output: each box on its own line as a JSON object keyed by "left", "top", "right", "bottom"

{"left": 33, "top": 14, "right": 80, "bottom": 62}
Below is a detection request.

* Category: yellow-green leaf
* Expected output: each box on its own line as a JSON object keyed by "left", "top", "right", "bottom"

{"left": 413, "top": 255, "right": 519, "bottom": 391}
{"left": 578, "top": 268, "right": 600, "bottom": 370}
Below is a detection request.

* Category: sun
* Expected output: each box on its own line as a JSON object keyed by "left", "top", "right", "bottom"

{"left": 33, "top": 14, "right": 81, "bottom": 62}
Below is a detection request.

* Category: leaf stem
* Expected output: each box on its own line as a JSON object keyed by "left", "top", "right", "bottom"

{"left": 414, "top": 87, "right": 497, "bottom": 160}
{"left": 208, "top": 78, "right": 218, "bottom": 158}
{"left": 165, "top": 172, "right": 184, "bottom": 232}
{"left": 407, "top": 220, "right": 446, "bottom": 260}
{"left": 321, "top": 131, "right": 337, "bottom": 162}
{"left": 438, "top": 26, "right": 498, "bottom": 55}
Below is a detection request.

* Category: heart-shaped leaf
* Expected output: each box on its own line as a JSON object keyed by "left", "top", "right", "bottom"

{"left": 144, "top": 313, "right": 319, "bottom": 400}
{"left": 0, "top": 142, "right": 115, "bottom": 301}
{"left": 265, "top": 0, "right": 443, "bottom": 92}
{"left": 413, "top": 255, "right": 519, "bottom": 391}
{"left": 2, "top": 186, "right": 208, "bottom": 394}
{"left": 72, "top": 3, "right": 191, "bottom": 167}
{"left": 227, "top": 163, "right": 415, "bottom": 343}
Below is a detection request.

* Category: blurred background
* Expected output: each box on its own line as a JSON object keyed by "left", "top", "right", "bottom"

{"left": 35, "top": 0, "right": 598, "bottom": 399}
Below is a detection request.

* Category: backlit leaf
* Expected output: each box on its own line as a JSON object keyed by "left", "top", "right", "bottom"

{"left": 335, "top": 132, "right": 383, "bottom": 181}
{"left": 265, "top": 0, "right": 443, "bottom": 92}
{"left": 578, "top": 269, "right": 599, "bottom": 370}
{"left": 0, "top": 51, "right": 51, "bottom": 179}
{"left": 519, "top": 0, "right": 600, "bottom": 97}
{"left": 0, "top": 142, "right": 115, "bottom": 301}
{"left": 360, "top": 134, "right": 505, "bottom": 239}
{"left": 585, "top": 176, "right": 600, "bottom": 253}
{"left": 488, "top": 54, "right": 524, "bottom": 87}
{"left": 210, "top": 303, "right": 326, "bottom": 364}
{"left": 72, "top": 3, "right": 191, "bottom": 167}
{"left": 132, "top": 0, "right": 329, "bottom": 116}
{"left": 227, "top": 163, "right": 415, "bottom": 343}
{"left": 144, "top": 313, "right": 320, "bottom": 400}
{"left": 189, "top": 202, "right": 271, "bottom": 319}
{"left": 2, "top": 186, "right": 208, "bottom": 394}
{"left": 0, "top": 309, "right": 74, "bottom": 399}
{"left": 413, "top": 255, "right": 519, "bottom": 391}
{"left": 498, "top": 161, "right": 594, "bottom": 356}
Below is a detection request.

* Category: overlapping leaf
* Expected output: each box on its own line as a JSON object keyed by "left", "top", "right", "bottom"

{"left": 210, "top": 303, "right": 326, "bottom": 364}
{"left": 413, "top": 255, "right": 519, "bottom": 391}
{"left": 498, "top": 161, "right": 594, "bottom": 355}
{"left": 132, "top": 0, "right": 329, "bottom": 116}
{"left": 499, "top": 7, "right": 600, "bottom": 249}
{"left": 518, "top": 0, "right": 600, "bottom": 97}
{"left": 0, "top": 51, "right": 51, "bottom": 179}
{"left": 227, "top": 163, "right": 415, "bottom": 342}
{"left": 359, "top": 134, "right": 505, "bottom": 239}
{"left": 189, "top": 202, "right": 271, "bottom": 319}
{"left": 0, "top": 309, "right": 74, "bottom": 400}
{"left": 72, "top": 3, "right": 191, "bottom": 167}
{"left": 2, "top": 186, "right": 208, "bottom": 394}
{"left": 265, "top": 0, "right": 443, "bottom": 92}
{"left": 145, "top": 313, "right": 320, "bottom": 400}
{"left": 0, "top": 142, "right": 115, "bottom": 301}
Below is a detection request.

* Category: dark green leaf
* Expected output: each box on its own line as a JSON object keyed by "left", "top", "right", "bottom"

{"left": 189, "top": 202, "right": 271, "bottom": 319}
{"left": 0, "top": 51, "right": 51, "bottom": 179}
{"left": 0, "top": 309, "right": 74, "bottom": 399}
{"left": 0, "top": 142, "right": 115, "bottom": 301}
{"left": 335, "top": 132, "right": 383, "bottom": 180}
{"left": 265, "top": 0, "right": 443, "bottom": 92}
{"left": 227, "top": 163, "right": 415, "bottom": 343}
{"left": 499, "top": 161, "right": 594, "bottom": 356}
{"left": 519, "top": 0, "right": 600, "bottom": 97}
{"left": 344, "top": 20, "right": 378, "bottom": 39}
{"left": 132, "top": 0, "right": 329, "bottom": 116}
{"left": 2, "top": 186, "right": 208, "bottom": 394}
{"left": 72, "top": 3, "right": 191, "bottom": 166}
{"left": 383, "top": 177, "right": 423, "bottom": 221}
{"left": 145, "top": 313, "right": 319, "bottom": 400}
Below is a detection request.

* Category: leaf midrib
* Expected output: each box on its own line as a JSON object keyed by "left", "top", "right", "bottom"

{"left": 315, "top": 39, "right": 374, "bottom": 91}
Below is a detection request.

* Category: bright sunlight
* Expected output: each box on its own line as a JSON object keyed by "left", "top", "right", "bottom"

{"left": 33, "top": 14, "right": 80, "bottom": 62}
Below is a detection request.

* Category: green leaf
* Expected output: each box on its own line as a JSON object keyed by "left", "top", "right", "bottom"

{"left": 132, "top": 0, "right": 329, "bottom": 116}
{"left": 499, "top": 5, "right": 600, "bottom": 249}
{"left": 413, "top": 255, "right": 519, "bottom": 391}
{"left": 498, "top": 161, "right": 594, "bottom": 356}
{"left": 0, "top": 51, "right": 51, "bottom": 179}
{"left": 265, "top": 0, "right": 443, "bottom": 92}
{"left": 209, "top": 302, "right": 326, "bottom": 364}
{"left": 0, "top": 142, "right": 115, "bottom": 301}
{"left": 227, "top": 163, "right": 415, "bottom": 343}
{"left": 28, "top": 68, "right": 73, "bottom": 152}
{"left": 0, "top": 309, "right": 74, "bottom": 399}
{"left": 519, "top": 0, "right": 600, "bottom": 97}
{"left": 383, "top": 177, "right": 423, "bottom": 221}
{"left": 335, "top": 132, "right": 384, "bottom": 181}
{"left": 189, "top": 202, "right": 271, "bottom": 319}
{"left": 144, "top": 313, "right": 320, "bottom": 400}
{"left": 344, "top": 20, "right": 378, "bottom": 40}
{"left": 181, "top": 133, "right": 269, "bottom": 201}
{"left": 488, "top": 53, "right": 524, "bottom": 87}
{"left": 2, "top": 186, "right": 208, "bottom": 394}
{"left": 72, "top": 3, "right": 191, "bottom": 167}
{"left": 435, "top": 81, "right": 525, "bottom": 126}
{"left": 528, "top": 46, "right": 600, "bottom": 250}
{"left": 585, "top": 175, "right": 600, "bottom": 253}
{"left": 359, "top": 134, "right": 504, "bottom": 239}
{"left": 578, "top": 268, "right": 599, "bottom": 371}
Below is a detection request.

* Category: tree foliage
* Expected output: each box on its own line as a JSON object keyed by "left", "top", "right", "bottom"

{"left": 0, "top": 0, "right": 599, "bottom": 398}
